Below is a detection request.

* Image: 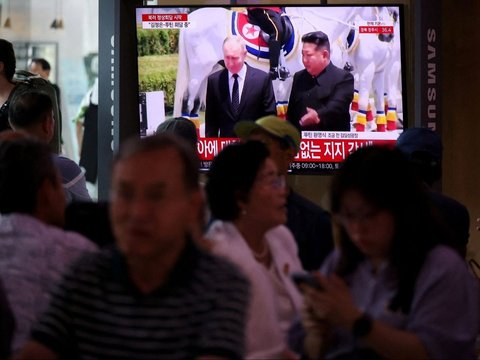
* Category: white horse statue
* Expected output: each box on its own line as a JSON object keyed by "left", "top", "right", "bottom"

{"left": 334, "top": 6, "right": 402, "bottom": 132}
{"left": 174, "top": 6, "right": 402, "bottom": 134}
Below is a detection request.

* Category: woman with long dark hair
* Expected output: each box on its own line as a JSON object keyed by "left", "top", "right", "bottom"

{"left": 300, "top": 146, "right": 478, "bottom": 359}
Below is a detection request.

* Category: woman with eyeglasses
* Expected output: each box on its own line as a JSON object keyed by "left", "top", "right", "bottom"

{"left": 205, "top": 140, "right": 303, "bottom": 359}
{"left": 297, "top": 146, "right": 478, "bottom": 359}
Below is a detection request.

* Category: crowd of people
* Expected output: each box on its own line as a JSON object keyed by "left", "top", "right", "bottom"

{"left": 0, "top": 34, "right": 479, "bottom": 360}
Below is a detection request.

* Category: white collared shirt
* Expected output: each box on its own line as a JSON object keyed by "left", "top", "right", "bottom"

{"left": 228, "top": 64, "right": 247, "bottom": 103}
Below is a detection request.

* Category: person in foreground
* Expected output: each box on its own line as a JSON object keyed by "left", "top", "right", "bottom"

{"left": 235, "top": 116, "right": 334, "bottom": 270}
{"left": 298, "top": 146, "right": 479, "bottom": 359}
{"left": 0, "top": 136, "right": 97, "bottom": 353}
{"left": 16, "top": 134, "right": 249, "bottom": 360}
{"left": 286, "top": 31, "right": 354, "bottom": 132}
{"left": 205, "top": 141, "right": 303, "bottom": 359}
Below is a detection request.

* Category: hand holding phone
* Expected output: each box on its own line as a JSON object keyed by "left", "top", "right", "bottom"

{"left": 291, "top": 272, "right": 324, "bottom": 291}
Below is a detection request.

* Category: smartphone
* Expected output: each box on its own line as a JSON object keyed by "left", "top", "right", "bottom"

{"left": 291, "top": 272, "right": 324, "bottom": 291}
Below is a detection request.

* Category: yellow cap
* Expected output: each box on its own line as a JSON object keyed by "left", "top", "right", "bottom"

{"left": 234, "top": 115, "right": 301, "bottom": 153}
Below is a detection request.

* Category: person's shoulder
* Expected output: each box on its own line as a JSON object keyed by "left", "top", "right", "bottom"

{"left": 266, "top": 224, "right": 299, "bottom": 251}
{"left": 429, "top": 191, "right": 469, "bottom": 250}
{"left": 327, "top": 62, "right": 352, "bottom": 78}
{"left": 6, "top": 217, "right": 100, "bottom": 274}
{"left": 64, "top": 245, "right": 114, "bottom": 279}
{"left": 416, "top": 245, "right": 478, "bottom": 298}
{"left": 3, "top": 213, "right": 93, "bottom": 249}
{"left": 205, "top": 220, "right": 234, "bottom": 243}
{"left": 320, "top": 248, "right": 341, "bottom": 274}
{"left": 429, "top": 191, "right": 469, "bottom": 217}
{"left": 197, "top": 245, "right": 244, "bottom": 274}
{"left": 208, "top": 66, "right": 227, "bottom": 81}
{"left": 54, "top": 155, "right": 90, "bottom": 200}
{"left": 54, "top": 155, "right": 83, "bottom": 178}
{"left": 293, "top": 69, "right": 308, "bottom": 79}
{"left": 422, "top": 245, "right": 470, "bottom": 278}
{"left": 195, "top": 246, "right": 249, "bottom": 287}
{"left": 42, "top": 222, "right": 98, "bottom": 253}
{"left": 267, "top": 224, "right": 296, "bottom": 241}
{"left": 246, "top": 63, "right": 268, "bottom": 76}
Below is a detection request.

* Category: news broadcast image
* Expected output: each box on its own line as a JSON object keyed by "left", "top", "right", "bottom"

{"left": 136, "top": 5, "right": 404, "bottom": 173}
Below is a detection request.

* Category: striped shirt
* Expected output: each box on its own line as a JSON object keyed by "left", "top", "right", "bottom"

{"left": 31, "top": 241, "right": 249, "bottom": 360}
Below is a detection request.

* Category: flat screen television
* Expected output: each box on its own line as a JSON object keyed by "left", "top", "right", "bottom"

{"left": 135, "top": 4, "right": 406, "bottom": 173}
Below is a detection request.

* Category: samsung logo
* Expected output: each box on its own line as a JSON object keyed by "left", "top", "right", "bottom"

{"left": 110, "top": 35, "right": 115, "bottom": 150}
{"left": 426, "top": 28, "right": 437, "bottom": 130}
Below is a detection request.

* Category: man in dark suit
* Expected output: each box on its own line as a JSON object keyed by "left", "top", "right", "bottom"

{"left": 287, "top": 31, "right": 354, "bottom": 132}
{"left": 205, "top": 36, "right": 276, "bottom": 138}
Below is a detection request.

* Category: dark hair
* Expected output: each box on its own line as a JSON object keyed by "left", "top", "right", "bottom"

{"left": 331, "top": 146, "right": 445, "bottom": 313}
{"left": 156, "top": 117, "right": 198, "bottom": 150}
{"left": 113, "top": 134, "right": 199, "bottom": 192}
{"left": 31, "top": 58, "right": 51, "bottom": 71}
{"left": 8, "top": 90, "right": 53, "bottom": 129}
{"left": 0, "top": 39, "right": 16, "bottom": 81}
{"left": 0, "top": 138, "right": 57, "bottom": 214}
{"left": 301, "top": 31, "right": 330, "bottom": 52}
{"left": 206, "top": 141, "right": 269, "bottom": 220}
{"left": 396, "top": 127, "right": 443, "bottom": 186}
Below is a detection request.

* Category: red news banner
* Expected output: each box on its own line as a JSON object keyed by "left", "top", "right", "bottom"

{"left": 141, "top": 13, "right": 190, "bottom": 29}
{"left": 197, "top": 132, "right": 398, "bottom": 172}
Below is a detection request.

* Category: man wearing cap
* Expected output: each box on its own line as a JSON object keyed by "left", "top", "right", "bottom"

{"left": 235, "top": 115, "right": 334, "bottom": 270}
{"left": 287, "top": 31, "right": 354, "bottom": 132}
{"left": 396, "top": 127, "right": 470, "bottom": 257}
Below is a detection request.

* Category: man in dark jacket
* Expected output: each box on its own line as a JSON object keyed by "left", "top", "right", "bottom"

{"left": 287, "top": 31, "right": 354, "bottom": 132}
